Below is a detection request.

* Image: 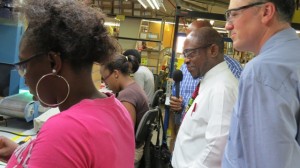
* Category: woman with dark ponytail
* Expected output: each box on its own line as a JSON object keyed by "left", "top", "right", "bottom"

{"left": 100, "top": 54, "right": 149, "bottom": 167}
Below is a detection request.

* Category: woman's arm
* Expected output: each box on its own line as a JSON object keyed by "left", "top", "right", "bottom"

{"left": 121, "top": 101, "right": 137, "bottom": 126}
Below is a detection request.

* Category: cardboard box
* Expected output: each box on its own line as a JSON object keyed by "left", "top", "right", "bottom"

{"left": 148, "top": 51, "right": 160, "bottom": 59}
{"left": 143, "top": 11, "right": 153, "bottom": 17}
{"left": 113, "top": 8, "right": 121, "bottom": 15}
{"left": 133, "top": 10, "right": 141, "bottom": 16}
{"left": 122, "top": 9, "right": 133, "bottom": 16}
{"left": 101, "top": 1, "right": 112, "bottom": 8}
{"left": 114, "top": 1, "right": 120, "bottom": 6}
{"left": 134, "top": 3, "right": 142, "bottom": 9}
{"left": 122, "top": 1, "right": 132, "bottom": 9}
{"left": 102, "top": 8, "right": 112, "bottom": 14}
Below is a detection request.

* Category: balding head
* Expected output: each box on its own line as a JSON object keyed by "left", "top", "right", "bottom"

{"left": 186, "top": 20, "right": 212, "bottom": 35}
{"left": 188, "top": 27, "right": 224, "bottom": 56}
{"left": 183, "top": 27, "right": 224, "bottom": 78}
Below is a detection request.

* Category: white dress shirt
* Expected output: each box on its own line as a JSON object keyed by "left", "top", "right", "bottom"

{"left": 222, "top": 28, "right": 300, "bottom": 168}
{"left": 172, "top": 61, "right": 238, "bottom": 168}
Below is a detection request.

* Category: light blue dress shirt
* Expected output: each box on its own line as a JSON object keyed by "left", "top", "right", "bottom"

{"left": 222, "top": 28, "right": 300, "bottom": 168}
{"left": 172, "top": 55, "right": 243, "bottom": 121}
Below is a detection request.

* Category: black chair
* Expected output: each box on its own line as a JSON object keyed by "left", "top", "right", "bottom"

{"left": 136, "top": 108, "right": 159, "bottom": 143}
{"left": 135, "top": 108, "right": 159, "bottom": 168}
{"left": 149, "top": 89, "right": 164, "bottom": 109}
{"left": 138, "top": 106, "right": 171, "bottom": 168}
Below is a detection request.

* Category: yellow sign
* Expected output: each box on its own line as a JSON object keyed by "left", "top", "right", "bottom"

{"left": 115, "top": 15, "right": 125, "bottom": 21}
{"left": 141, "top": 58, "right": 148, "bottom": 66}
{"left": 292, "top": 10, "right": 300, "bottom": 23}
{"left": 177, "top": 57, "right": 184, "bottom": 69}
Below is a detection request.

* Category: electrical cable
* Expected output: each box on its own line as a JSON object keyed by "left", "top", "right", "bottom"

{"left": 0, "top": 129, "right": 36, "bottom": 136}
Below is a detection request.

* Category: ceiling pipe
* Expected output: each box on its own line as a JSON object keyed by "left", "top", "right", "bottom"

{"left": 185, "top": 0, "right": 229, "bottom": 8}
{"left": 183, "top": 0, "right": 209, "bottom": 11}
{"left": 174, "top": 0, "right": 207, "bottom": 11}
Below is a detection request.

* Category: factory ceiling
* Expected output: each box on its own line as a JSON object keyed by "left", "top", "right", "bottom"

{"left": 156, "top": 0, "right": 229, "bottom": 17}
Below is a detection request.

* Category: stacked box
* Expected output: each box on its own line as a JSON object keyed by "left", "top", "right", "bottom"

{"left": 102, "top": 8, "right": 112, "bottom": 14}
{"left": 113, "top": 8, "right": 121, "bottom": 15}
{"left": 133, "top": 10, "right": 141, "bottom": 16}
{"left": 122, "top": 1, "right": 133, "bottom": 9}
{"left": 101, "top": 0, "right": 112, "bottom": 8}
{"left": 122, "top": 9, "right": 133, "bottom": 16}
{"left": 134, "top": 3, "right": 142, "bottom": 9}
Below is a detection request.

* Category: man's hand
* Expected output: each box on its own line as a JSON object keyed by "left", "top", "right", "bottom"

{"left": 169, "top": 96, "right": 183, "bottom": 112}
{"left": 0, "top": 136, "right": 18, "bottom": 163}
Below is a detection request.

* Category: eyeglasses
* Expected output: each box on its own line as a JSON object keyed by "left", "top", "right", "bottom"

{"left": 14, "top": 53, "right": 46, "bottom": 77}
{"left": 225, "top": 2, "right": 266, "bottom": 22}
{"left": 183, "top": 44, "right": 212, "bottom": 59}
{"left": 101, "top": 72, "right": 113, "bottom": 83}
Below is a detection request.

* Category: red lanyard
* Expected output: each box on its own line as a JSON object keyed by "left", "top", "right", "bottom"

{"left": 184, "top": 82, "right": 200, "bottom": 114}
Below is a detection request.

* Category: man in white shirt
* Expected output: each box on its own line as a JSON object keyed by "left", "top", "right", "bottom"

{"left": 123, "top": 49, "right": 155, "bottom": 103}
{"left": 171, "top": 27, "right": 238, "bottom": 168}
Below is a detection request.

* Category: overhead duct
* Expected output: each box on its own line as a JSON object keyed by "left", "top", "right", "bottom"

{"left": 175, "top": 0, "right": 229, "bottom": 11}
{"left": 184, "top": 0, "right": 229, "bottom": 8}
{"left": 174, "top": 0, "right": 207, "bottom": 11}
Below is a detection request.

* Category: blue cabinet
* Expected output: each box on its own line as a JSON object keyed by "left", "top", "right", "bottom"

{"left": 0, "top": 22, "right": 24, "bottom": 96}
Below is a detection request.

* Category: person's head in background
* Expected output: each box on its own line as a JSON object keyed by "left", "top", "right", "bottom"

{"left": 183, "top": 27, "right": 224, "bottom": 79}
{"left": 225, "top": 0, "right": 295, "bottom": 54}
{"left": 18, "top": 0, "right": 117, "bottom": 111}
{"left": 123, "top": 49, "right": 141, "bottom": 65}
{"left": 100, "top": 55, "right": 139, "bottom": 93}
{"left": 186, "top": 20, "right": 212, "bottom": 35}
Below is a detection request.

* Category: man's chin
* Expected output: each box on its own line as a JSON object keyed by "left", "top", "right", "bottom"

{"left": 191, "top": 73, "right": 203, "bottom": 79}
{"left": 189, "top": 72, "right": 198, "bottom": 79}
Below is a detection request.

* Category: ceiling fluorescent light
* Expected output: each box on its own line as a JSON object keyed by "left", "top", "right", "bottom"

{"left": 152, "top": 0, "right": 160, "bottom": 10}
{"left": 147, "top": 0, "right": 155, "bottom": 9}
{"left": 138, "top": 0, "right": 148, "bottom": 9}
{"left": 161, "top": 3, "right": 167, "bottom": 12}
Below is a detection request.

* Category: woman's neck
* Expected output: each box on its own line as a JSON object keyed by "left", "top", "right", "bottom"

{"left": 120, "top": 76, "right": 135, "bottom": 90}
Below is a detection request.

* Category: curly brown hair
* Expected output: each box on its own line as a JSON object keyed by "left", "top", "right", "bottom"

{"left": 20, "top": 0, "right": 118, "bottom": 71}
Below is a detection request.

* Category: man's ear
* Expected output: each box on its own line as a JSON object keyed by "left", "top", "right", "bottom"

{"left": 209, "top": 44, "right": 219, "bottom": 58}
{"left": 47, "top": 51, "right": 62, "bottom": 73}
{"left": 261, "top": 2, "right": 276, "bottom": 24}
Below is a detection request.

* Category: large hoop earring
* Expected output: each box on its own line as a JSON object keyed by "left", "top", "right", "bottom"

{"left": 35, "top": 73, "right": 70, "bottom": 107}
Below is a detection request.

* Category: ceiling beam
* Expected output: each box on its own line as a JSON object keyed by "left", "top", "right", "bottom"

{"left": 174, "top": 0, "right": 208, "bottom": 11}
{"left": 183, "top": 0, "right": 229, "bottom": 8}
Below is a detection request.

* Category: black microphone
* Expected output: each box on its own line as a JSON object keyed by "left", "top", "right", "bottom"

{"left": 173, "top": 70, "right": 183, "bottom": 98}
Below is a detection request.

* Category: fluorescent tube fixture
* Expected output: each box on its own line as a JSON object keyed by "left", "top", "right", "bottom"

{"left": 139, "top": 0, "right": 164, "bottom": 10}
{"left": 152, "top": 0, "right": 160, "bottom": 9}
{"left": 147, "top": 0, "right": 155, "bottom": 9}
{"left": 138, "top": 0, "right": 148, "bottom": 9}
{"left": 161, "top": 3, "right": 167, "bottom": 11}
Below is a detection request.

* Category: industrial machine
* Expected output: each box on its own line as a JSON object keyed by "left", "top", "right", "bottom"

{"left": 0, "top": 92, "right": 47, "bottom": 122}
